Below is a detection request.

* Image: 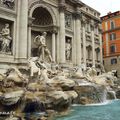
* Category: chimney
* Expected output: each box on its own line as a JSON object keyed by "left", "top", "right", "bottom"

{"left": 107, "top": 11, "right": 112, "bottom": 15}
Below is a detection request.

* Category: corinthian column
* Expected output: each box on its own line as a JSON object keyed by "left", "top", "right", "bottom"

{"left": 59, "top": 0, "right": 66, "bottom": 63}
{"left": 19, "top": 0, "right": 28, "bottom": 59}
{"left": 74, "top": 11, "right": 82, "bottom": 65}
{"left": 99, "top": 27, "right": 103, "bottom": 64}
{"left": 81, "top": 16, "right": 87, "bottom": 67}
{"left": 91, "top": 20, "right": 95, "bottom": 67}
{"left": 52, "top": 31, "right": 56, "bottom": 62}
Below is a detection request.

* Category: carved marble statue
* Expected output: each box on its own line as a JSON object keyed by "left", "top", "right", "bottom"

{"left": 34, "top": 32, "right": 52, "bottom": 62}
{"left": 28, "top": 57, "right": 41, "bottom": 77}
{"left": 0, "top": 23, "right": 12, "bottom": 53}
{"left": 65, "top": 39, "right": 72, "bottom": 60}
{"left": 28, "top": 57, "right": 49, "bottom": 82}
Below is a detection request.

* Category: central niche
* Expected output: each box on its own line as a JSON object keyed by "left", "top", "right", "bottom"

{"left": 32, "top": 7, "right": 53, "bottom": 26}
{"left": 31, "top": 7, "right": 54, "bottom": 57}
{"left": 31, "top": 31, "right": 52, "bottom": 57}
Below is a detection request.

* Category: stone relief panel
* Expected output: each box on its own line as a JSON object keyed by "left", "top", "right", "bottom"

{"left": 0, "top": 0, "right": 15, "bottom": 9}
{"left": 65, "top": 13, "right": 72, "bottom": 29}
{"left": 0, "top": 20, "right": 13, "bottom": 55}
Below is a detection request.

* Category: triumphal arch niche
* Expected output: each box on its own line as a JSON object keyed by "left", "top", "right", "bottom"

{"left": 28, "top": 1, "right": 58, "bottom": 62}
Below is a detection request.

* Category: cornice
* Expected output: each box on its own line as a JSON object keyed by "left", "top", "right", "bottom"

{"left": 0, "top": 7, "right": 17, "bottom": 18}
{"left": 68, "top": 0, "right": 85, "bottom": 8}
{"left": 81, "top": 10, "right": 101, "bottom": 23}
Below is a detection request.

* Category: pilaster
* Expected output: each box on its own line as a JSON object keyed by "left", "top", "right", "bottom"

{"left": 73, "top": 10, "right": 82, "bottom": 65}
{"left": 52, "top": 31, "right": 56, "bottom": 62}
{"left": 81, "top": 15, "right": 87, "bottom": 67}
{"left": 91, "top": 20, "right": 95, "bottom": 67}
{"left": 59, "top": 0, "right": 66, "bottom": 63}
{"left": 18, "top": 0, "right": 28, "bottom": 60}
{"left": 99, "top": 25, "right": 103, "bottom": 64}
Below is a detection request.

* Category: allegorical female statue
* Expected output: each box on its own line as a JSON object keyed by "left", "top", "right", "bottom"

{"left": 65, "top": 39, "right": 72, "bottom": 60}
{"left": 0, "top": 23, "right": 12, "bottom": 53}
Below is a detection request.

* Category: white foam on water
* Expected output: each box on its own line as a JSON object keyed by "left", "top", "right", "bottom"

{"left": 72, "top": 99, "right": 120, "bottom": 107}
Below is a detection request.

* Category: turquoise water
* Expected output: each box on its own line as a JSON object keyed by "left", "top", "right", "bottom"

{"left": 55, "top": 100, "right": 120, "bottom": 120}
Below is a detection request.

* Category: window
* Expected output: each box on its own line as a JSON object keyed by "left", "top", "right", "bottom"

{"left": 85, "top": 23, "right": 90, "bottom": 32}
{"left": 110, "top": 21, "right": 115, "bottom": 30}
{"left": 110, "top": 45, "right": 116, "bottom": 53}
{"left": 110, "top": 33, "right": 116, "bottom": 40}
{"left": 102, "top": 48, "right": 104, "bottom": 55}
{"left": 103, "top": 60, "right": 104, "bottom": 65}
{"left": 111, "top": 58, "right": 117, "bottom": 65}
{"left": 102, "top": 36, "right": 104, "bottom": 43}
{"left": 105, "top": 22, "right": 108, "bottom": 31}
{"left": 95, "top": 27, "right": 98, "bottom": 34}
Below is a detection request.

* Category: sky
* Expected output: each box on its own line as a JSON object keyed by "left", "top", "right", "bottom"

{"left": 82, "top": 0, "right": 120, "bottom": 16}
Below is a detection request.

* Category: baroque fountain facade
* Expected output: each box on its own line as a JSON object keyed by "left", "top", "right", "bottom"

{"left": 0, "top": 0, "right": 120, "bottom": 120}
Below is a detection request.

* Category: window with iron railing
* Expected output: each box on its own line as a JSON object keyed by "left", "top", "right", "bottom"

{"left": 110, "top": 33, "right": 116, "bottom": 40}
{"left": 110, "top": 45, "right": 116, "bottom": 53}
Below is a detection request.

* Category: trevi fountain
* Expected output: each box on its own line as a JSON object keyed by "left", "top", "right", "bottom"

{"left": 0, "top": 30, "right": 120, "bottom": 120}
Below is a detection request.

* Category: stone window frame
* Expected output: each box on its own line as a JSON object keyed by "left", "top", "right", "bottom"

{"left": 86, "top": 45, "right": 92, "bottom": 60}
{"left": 85, "top": 23, "right": 90, "bottom": 32}
{"left": 94, "top": 26, "right": 98, "bottom": 35}
{"left": 95, "top": 47, "right": 100, "bottom": 61}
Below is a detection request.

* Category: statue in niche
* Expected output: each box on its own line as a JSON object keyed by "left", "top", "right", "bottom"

{"left": 65, "top": 39, "right": 72, "bottom": 60}
{"left": 34, "top": 32, "right": 53, "bottom": 62}
{"left": 2, "top": 0, "right": 14, "bottom": 9}
{"left": 0, "top": 23, "right": 12, "bottom": 53}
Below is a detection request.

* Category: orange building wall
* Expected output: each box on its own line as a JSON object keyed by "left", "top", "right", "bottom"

{"left": 102, "top": 14, "right": 120, "bottom": 57}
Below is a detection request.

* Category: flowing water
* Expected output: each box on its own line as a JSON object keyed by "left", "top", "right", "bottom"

{"left": 55, "top": 100, "right": 120, "bottom": 120}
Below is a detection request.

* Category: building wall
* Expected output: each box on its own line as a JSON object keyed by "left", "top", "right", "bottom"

{"left": 102, "top": 11, "right": 120, "bottom": 76}
{"left": 0, "top": 0, "right": 102, "bottom": 70}
{"left": 104, "top": 56, "right": 120, "bottom": 76}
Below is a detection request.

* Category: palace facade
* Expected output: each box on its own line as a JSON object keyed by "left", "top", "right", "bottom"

{"left": 101, "top": 11, "right": 120, "bottom": 76}
{"left": 0, "top": 0, "right": 102, "bottom": 69}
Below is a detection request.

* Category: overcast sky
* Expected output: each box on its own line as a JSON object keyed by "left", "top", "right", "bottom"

{"left": 82, "top": 0, "right": 120, "bottom": 16}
